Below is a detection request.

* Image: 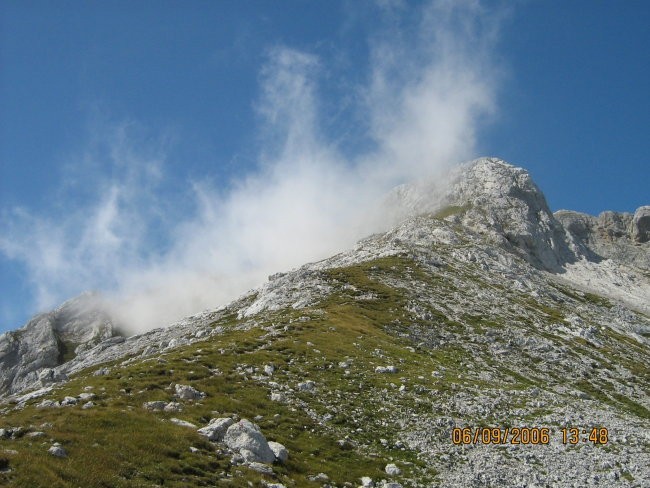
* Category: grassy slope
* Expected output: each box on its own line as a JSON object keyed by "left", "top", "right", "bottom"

{"left": 0, "top": 255, "right": 648, "bottom": 487}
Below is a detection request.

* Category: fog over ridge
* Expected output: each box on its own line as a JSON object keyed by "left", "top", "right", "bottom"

{"left": 0, "top": 0, "right": 503, "bottom": 333}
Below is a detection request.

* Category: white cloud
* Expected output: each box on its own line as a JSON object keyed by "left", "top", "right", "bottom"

{"left": 0, "top": 0, "right": 504, "bottom": 333}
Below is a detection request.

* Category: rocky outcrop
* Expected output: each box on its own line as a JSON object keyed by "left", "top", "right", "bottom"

{"left": 556, "top": 206, "right": 650, "bottom": 271}
{"left": 632, "top": 206, "right": 650, "bottom": 243}
{"left": 446, "top": 158, "right": 576, "bottom": 271}
{"left": 387, "top": 158, "right": 576, "bottom": 271}
{"left": 0, "top": 292, "right": 120, "bottom": 396}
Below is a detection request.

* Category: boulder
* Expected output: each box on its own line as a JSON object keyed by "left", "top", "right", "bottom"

{"left": 223, "top": 419, "right": 275, "bottom": 463}
{"left": 61, "top": 396, "right": 78, "bottom": 406}
{"left": 375, "top": 366, "right": 398, "bottom": 374}
{"left": 163, "top": 402, "right": 183, "bottom": 413}
{"left": 268, "top": 441, "right": 289, "bottom": 463}
{"left": 385, "top": 463, "right": 401, "bottom": 475}
{"left": 48, "top": 444, "right": 67, "bottom": 458}
{"left": 143, "top": 401, "right": 168, "bottom": 411}
{"left": 197, "top": 417, "right": 234, "bottom": 442}
{"left": 174, "top": 384, "right": 206, "bottom": 400}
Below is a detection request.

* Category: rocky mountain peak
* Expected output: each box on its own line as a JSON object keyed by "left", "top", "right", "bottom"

{"left": 446, "top": 157, "right": 575, "bottom": 271}
{"left": 388, "top": 157, "right": 574, "bottom": 271}
{"left": 0, "top": 292, "right": 120, "bottom": 396}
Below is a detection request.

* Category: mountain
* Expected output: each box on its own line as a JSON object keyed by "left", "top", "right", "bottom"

{"left": 0, "top": 157, "right": 648, "bottom": 487}
{"left": 0, "top": 292, "right": 122, "bottom": 396}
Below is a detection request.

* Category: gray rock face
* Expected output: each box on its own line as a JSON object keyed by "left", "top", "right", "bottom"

{"left": 388, "top": 158, "right": 576, "bottom": 271}
{"left": 632, "top": 206, "right": 650, "bottom": 243}
{"left": 0, "top": 292, "right": 120, "bottom": 396}
{"left": 444, "top": 158, "right": 575, "bottom": 271}
{"left": 223, "top": 419, "right": 276, "bottom": 463}
{"left": 556, "top": 206, "right": 650, "bottom": 271}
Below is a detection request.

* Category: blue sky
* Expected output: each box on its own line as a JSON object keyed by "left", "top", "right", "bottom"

{"left": 1, "top": 0, "right": 648, "bottom": 332}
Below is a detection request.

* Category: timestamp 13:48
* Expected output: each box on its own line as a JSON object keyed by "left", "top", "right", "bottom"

{"left": 562, "top": 427, "right": 608, "bottom": 445}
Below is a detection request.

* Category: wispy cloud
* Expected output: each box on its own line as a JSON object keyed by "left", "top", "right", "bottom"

{"left": 0, "top": 0, "right": 504, "bottom": 333}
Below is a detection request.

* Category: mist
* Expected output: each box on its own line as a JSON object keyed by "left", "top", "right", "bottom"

{"left": 0, "top": 0, "right": 503, "bottom": 334}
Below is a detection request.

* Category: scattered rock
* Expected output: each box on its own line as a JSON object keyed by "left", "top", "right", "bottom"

{"left": 0, "top": 428, "right": 23, "bottom": 439}
{"left": 268, "top": 441, "right": 289, "bottom": 463}
{"left": 93, "top": 367, "right": 110, "bottom": 376}
{"left": 82, "top": 401, "right": 94, "bottom": 409}
{"left": 163, "top": 402, "right": 183, "bottom": 413}
{"left": 375, "top": 366, "right": 398, "bottom": 374}
{"left": 270, "top": 392, "right": 285, "bottom": 402}
{"left": 198, "top": 417, "right": 234, "bottom": 442}
{"left": 247, "top": 461, "right": 274, "bottom": 475}
{"left": 169, "top": 418, "right": 196, "bottom": 428}
{"left": 36, "top": 399, "right": 60, "bottom": 409}
{"left": 60, "top": 396, "right": 78, "bottom": 406}
{"left": 360, "top": 476, "right": 374, "bottom": 487}
{"left": 48, "top": 444, "right": 67, "bottom": 458}
{"left": 308, "top": 472, "right": 329, "bottom": 482}
{"left": 264, "top": 364, "right": 275, "bottom": 376}
{"left": 223, "top": 419, "right": 275, "bottom": 464}
{"left": 174, "top": 384, "right": 206, "bottom": 400}
{"left": 297, "top": 380, "right": 316, "bottom": 392}
{"left": 143, "top": 401, "right": 167, "bottom": 411}
{"left": 385, "top": 463, "right": 401, "bottom": 476}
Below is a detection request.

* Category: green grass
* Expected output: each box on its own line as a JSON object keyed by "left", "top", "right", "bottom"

{"left": 432, "top": 204, "right": 471, "bottom": 220}
{"left": 1, "top": 252, "right": 648, "bottom": 486}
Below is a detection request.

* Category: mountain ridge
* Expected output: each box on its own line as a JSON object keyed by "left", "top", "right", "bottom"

{"left": 0, "top": 157, "right": 648, "bottom": 487}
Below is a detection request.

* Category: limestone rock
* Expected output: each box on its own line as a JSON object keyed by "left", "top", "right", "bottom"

{"left": 169, "top": 418, "right": 196, "bottom": 428}
{"left": 556, "top": 206, "right": 650, "bottom": 271}
{"left": 632, "top": 205, "right": 650, "bottom": 243}
{"left": 197, "top": 417, "right": 234, "bottom": 442}
{"left": 223, "top": 419, "right": 275, "bottom": 464}
{"left": 163, "top": 402, "right": 183, "bottom": 413}
{"left": 268, "top": 441, "right": 289, "bottom": 463}
{"left": 143, "top": 401, "right": 167, "bottom": 411}
{"left": 360, "top": 477, "right": 375, "bottom": 487}
{"left": 48, "top": 444, "right": 67, "bottom": 458}
{"left": 297, "top": 380, "right": 315, "bottom": 392}
{"left": 247, "top": 462, "right": 274, "bottom": 474}
{"left": 0, "top": 292, "right": 120, "bottom": 397}
{"left": 60, "top": 396, "right": 77, "bottom": 406}
{"left": 385, "top": 463, "right": 401, "bottom": 475}
{"left": 375, "top": 366, "right": 398, "bottom": 374}
{"left": 174, "top": 384, "right": 206, "bottom": 400}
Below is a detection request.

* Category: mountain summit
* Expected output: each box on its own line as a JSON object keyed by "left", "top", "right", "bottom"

{"left": 0, "top": 158, "right": 648, "bottom": 487}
